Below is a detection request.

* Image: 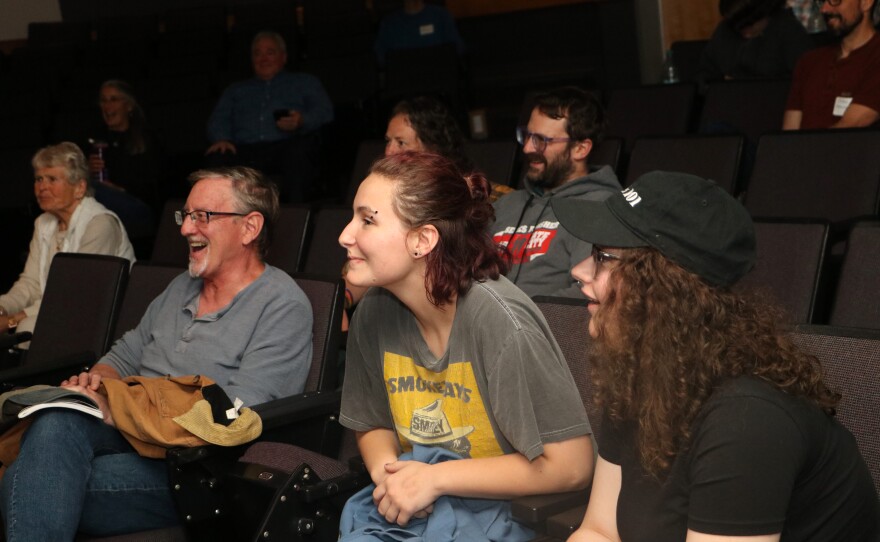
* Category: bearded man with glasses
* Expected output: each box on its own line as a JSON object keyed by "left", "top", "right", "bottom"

{"left": 491, "top": 87, "right": 622, "bottom": 299}
{"left": 783, "top": 0, "right": 880, "bottom": 129}
{"left": 0, "top": 166, "right": 313, "bottom": 540}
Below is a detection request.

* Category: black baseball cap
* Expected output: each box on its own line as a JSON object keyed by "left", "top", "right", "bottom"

{"left": 552, "top": 170, "right": 756, "bottom": 287}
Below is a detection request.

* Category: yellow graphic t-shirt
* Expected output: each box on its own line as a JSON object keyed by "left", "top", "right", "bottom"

{"left": 384, "top": 352, "right": 503, "bottom": 459}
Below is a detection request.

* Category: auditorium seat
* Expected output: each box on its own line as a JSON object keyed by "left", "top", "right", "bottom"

{"left": 829, "top": 221, "right": 880, "bottom": 330}
{"left": 744, "top": 129, "right": 880, "bottom": 226}
{"left": 605, "top": 83, "right": 697, "bottom": 153}
{"left": 624, "top": 134, "right": 743, "bottom": 194}
{"left": 736, "top": 219, "right": 830, "bottom": 324}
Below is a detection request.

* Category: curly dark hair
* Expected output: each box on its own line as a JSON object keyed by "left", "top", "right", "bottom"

{"left": 391, "top": 96, "right": 474, "bottom": 173}
{"left": 591, "top": 248, "right": 840, "bottom": 478}
{"left": 370, "top": 151, "right": 507, "bottom": 306}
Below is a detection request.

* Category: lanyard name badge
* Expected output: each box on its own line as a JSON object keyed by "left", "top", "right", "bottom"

{"left": 833, "top": 92, "right": 853, "bottom": 117}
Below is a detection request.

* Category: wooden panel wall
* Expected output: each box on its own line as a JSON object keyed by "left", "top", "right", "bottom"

{"left": 446, "top": 0, "right": 591, "bottom": 18}
{"left": 661, "top": 0, "right": 721, "bottom": 47}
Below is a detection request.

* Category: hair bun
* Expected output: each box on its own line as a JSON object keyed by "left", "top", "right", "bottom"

{"left": 464, "top": 172, "right": 491, "bottom": 202}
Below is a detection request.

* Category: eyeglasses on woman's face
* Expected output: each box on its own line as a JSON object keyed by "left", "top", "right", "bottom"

{"left": 575, "top": 245, "right": 622, "bottom": 285}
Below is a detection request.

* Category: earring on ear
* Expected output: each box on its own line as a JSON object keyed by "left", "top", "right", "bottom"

{"left": 414, "top": 251, "right": 420, "bottom": 256}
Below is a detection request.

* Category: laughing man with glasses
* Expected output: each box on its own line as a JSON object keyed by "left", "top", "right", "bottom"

{"left": 490, "top": 87, "right": 622, "bottom": 299}
{"left": 0, "top": 166, "right": 314, "bottom": 539}
{"left": 783, "top": 0, "right": 880, "bottom": 129}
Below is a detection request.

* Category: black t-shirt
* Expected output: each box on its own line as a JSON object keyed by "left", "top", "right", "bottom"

{"left": 600, "top": 376, "right": 879, "bottom": 541}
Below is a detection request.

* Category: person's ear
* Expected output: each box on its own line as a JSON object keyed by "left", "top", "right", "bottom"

{"left": 74, "top": 179, "right": 87, "bottom": 200}
{"left": 571, "top": 139, "right": 593, "bottom": 161}
{"left": 408, "top": 224, "right": 439, "bottom": 258}
{"left": 241, "top": 212, "right": 265, "bottom": 246}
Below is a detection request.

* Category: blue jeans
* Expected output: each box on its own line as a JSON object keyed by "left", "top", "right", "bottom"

{"left": 1, "top": 411, "right": 179, "bottom": 541}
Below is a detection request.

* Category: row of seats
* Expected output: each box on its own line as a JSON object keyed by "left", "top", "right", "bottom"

{"left": 354, "top": 127, "right": 880, "bottom": 227}
{"left": 740, "top": 219, "right": 880, "bottom": 328}
{"left": 97, "top": 296, "right": 880, "bottom": 539}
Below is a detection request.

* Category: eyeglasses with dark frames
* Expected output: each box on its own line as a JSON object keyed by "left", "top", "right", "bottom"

{"left": 813, "top": 0, "right": 842, "bottom": 7}
{"left": 174, "top": 209, "right": 247, "bottom": 226}
{"left": 516, "top": 126, "right": 573, "bottom": 153}
{"left": 591, "top": 245, "right": 621, "bottom": 278}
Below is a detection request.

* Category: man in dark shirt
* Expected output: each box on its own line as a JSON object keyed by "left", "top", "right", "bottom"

{"left": 783, "top": 0, "right": 880, "bottom": 129}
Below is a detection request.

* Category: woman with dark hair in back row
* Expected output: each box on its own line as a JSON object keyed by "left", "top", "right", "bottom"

{"left": 336, "top": 151, "right": 593, "bottom": 539}
{"left": 87, "top": 80, "right": 163, "bottom": 241}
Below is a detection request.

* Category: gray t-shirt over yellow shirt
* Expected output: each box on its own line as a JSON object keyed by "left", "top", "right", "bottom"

{"left": 101, "top": 265, "right": 313, "bottom": 407}
{"left": 340, "top": 276, "right": 590, "bottom": 461}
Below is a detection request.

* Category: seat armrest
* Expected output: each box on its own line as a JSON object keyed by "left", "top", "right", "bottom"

{"left": 0, "top": 351, "right": 94, "bottom": 391}
{"left": 167, "top": 389, "right": 344, "bottom": 467}
{"left": 0, "top": 332, "right": 32, "bottom": 351}
{"left": 511, "top": 490, "right": 589, "bottom": 527}
{"left": 252, "top": 389, "right": 342, "bottom": 430}
{"left": 546, "top": 503, "right": 589, "bottom": 540}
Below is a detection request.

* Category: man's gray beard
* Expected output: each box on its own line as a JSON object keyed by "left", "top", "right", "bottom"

{"left": 188, "top": 247, "right": 208, "bottom": 278}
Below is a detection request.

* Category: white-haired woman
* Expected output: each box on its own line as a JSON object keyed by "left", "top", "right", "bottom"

{"left": 0, "top": 142, "right": 135, "bottom": 336}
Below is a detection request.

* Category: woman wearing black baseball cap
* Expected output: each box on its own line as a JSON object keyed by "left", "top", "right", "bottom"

{"left": 555, "top": 171, "right": 878, "bottom": 541}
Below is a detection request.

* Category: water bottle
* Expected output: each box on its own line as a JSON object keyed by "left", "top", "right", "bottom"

{"left": 806, "top": 5, "right": 826, "bottom": 33}
{"left": 89, "top": 139, "right": 109, "bottom": 184}
{"left": 661, "top": 49, "right": 680, "bottom": 84}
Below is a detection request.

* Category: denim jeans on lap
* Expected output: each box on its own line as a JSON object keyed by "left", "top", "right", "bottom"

{"left": 0, "top": 410, "right": 179, "bottom": 541}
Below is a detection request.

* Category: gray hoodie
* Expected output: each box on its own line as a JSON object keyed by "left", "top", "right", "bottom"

{"left": 491, "top": 165, "right": 622, "bottom": 298}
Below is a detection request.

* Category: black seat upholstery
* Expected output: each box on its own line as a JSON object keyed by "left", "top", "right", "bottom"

{"left": 346, "top": 140, "right": 385, "bottom": 205}
{"left": 624, "top": 134, "right": 744, "bottom": 194}
{"left": 699, "top": 79, "right": 791, "bottom": 143}
{"left": 744, "top": 129, "right": 880, "bottom": 226}
{"left": 736, "top": 219, "right": 830, "bottom": 324}
{"left": 382, "top": 44, "right": 462, "bottom": 107}
{"left": 0, "top": 254, "right": 129, "bottom": 386}
{"left": 463, "top": 140, "right": 518, "bottom": 186}
{"left": 588, "top": 137, "right": 623, "bottom": 174}
{"left": 790, "top": 325, "right": 880, "bottom": 495}
{"left": 265, "top": 205, "right": 311, "bottom": 275}
{"left": 670, "top": 39, "right": 708, "bottom": 84}
{"left": 149, "top": 199, "right": 188, "bottom": 266}
{"left": 605, "top": 84, "right": 697, "bottom": 153}
{"left": 302, "top": 205, "right": 350, "bottom": 276}
{"left": 829, "top": 221, "right": 880, "bottom": 330}
{"left": 111, "top": 262, "right": 186, "bottom": 344}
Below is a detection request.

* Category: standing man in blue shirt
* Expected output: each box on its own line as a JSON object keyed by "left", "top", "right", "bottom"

{"left": 206, "top": 31, "right": 334, "bottom": 203}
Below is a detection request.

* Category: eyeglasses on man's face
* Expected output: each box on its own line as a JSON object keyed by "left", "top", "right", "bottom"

{"left": 813, "top": 0, "right": 842, "bottom": 7}
{"left": 174, "top": 209, "right": 247, "bottom": 226}
{"left": 516, "top": 126, "right": 573, "bottom": 153}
